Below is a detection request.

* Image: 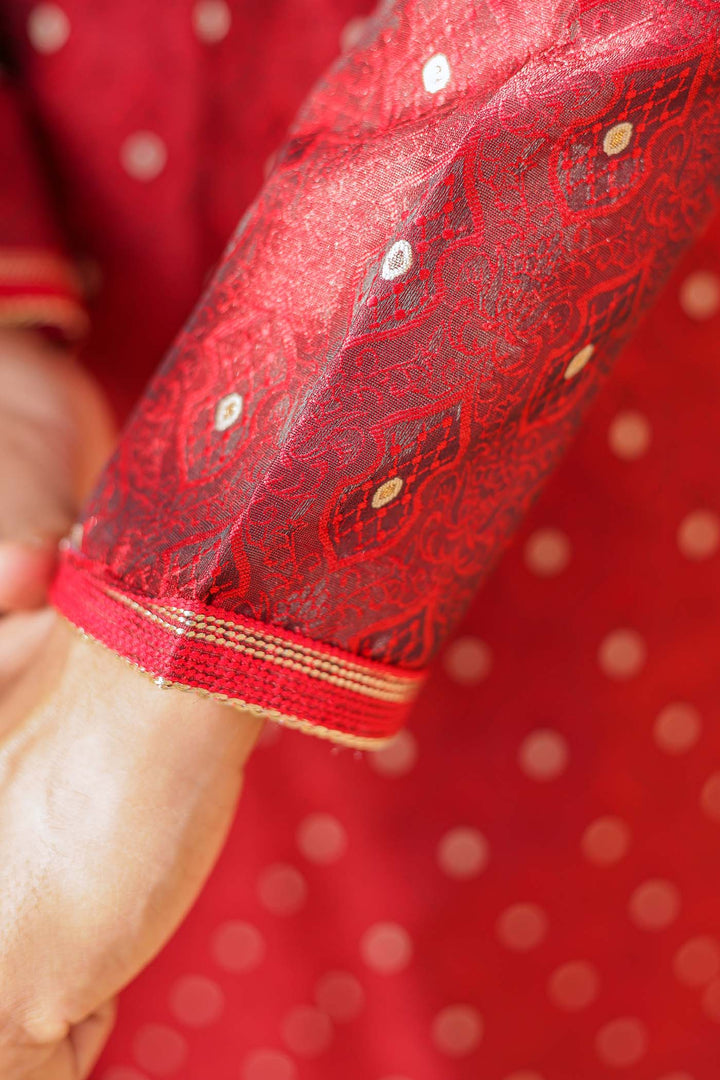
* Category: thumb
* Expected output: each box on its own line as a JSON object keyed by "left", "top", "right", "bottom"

{"left": 0, "top": 331, "right": 115, "bottom": 611}
{"left": 16, "top": 999, "right": 117, "bottom": 1080}
{"left": 0, "top": 545, "right": 64, "bottom": 612}
{"left": 70, "top": 998, "right": 118, "bottom": 1078}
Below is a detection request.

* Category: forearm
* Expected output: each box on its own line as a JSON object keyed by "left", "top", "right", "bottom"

{"left": 0, "top": 327, "right": 115, "bottom": 611}
{"left": 0, "top": 615, "right": 263, "bottom": 1066}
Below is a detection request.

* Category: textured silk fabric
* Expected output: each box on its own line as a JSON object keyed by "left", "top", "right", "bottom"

{"left": 86, "top": 227, "right": 720, "bottom": 1079}
{"left": 2, "top": 0, "right": 720, "bottom": 1077}
{"left": 47, "top": 0, "right": 720, "bottom": 744}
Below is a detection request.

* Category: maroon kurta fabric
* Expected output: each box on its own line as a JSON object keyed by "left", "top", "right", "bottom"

{"left": 2, "top": 0, "right": 720, "bottom": 1076}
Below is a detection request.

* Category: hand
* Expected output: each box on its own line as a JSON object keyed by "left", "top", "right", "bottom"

{"left": 0, "top": 328, "right": 115, "bottom": 686}
{"left": 0, "top": 616, "right": 264, "bottom": 1078}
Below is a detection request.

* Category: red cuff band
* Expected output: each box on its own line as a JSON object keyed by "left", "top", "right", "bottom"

{"left": 0, "top": 249, "right": 88, "bottom": 339}
{"left": 51, "top": 551, "right": 425, "bottom": 748}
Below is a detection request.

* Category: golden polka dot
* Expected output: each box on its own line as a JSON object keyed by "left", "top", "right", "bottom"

{"left": 597, "top": 628, "right": 647, "bottom": 680}
{"left": 340, "top": 15, "right": 367, "bottom": 52}
{"left": 653, "top": 702, "right": 701, "bottom": 754}
{"left": 628, "top": 878, "right": 681, "bottom": 930}
{"left": 257, "top": 864, "right": 307, "bottom": 916}
{"left": 121, "top": 131, "right": 167, "bottom": 181}
{"left": 169, "top": 975, "right": 224, "bottom": 1027}
{"left": 673, "top": 936, "right": 720, "bottom": 987}
{"left": 595, "top": 1017, "right": 648, "bottom": 1067}
{"left": 281, "top": 1006, "right": 333, "bottom": 1057}
{"left": 496, "top": 903, "right": 548, "bottom": 951}
{"left": 518, "top": 729, "right": 569, "bottom": 781}
{"left": 564, "top": 344, "right": 595, "bottom": 380}
{"left": 102, "top": 1067, "right": 152, "bottom": 1080}
{"left": 243, "top": 1049, "right": 297, "bottom": 1080}
{"left": 548, "top": 961, "right": 600, "bottom": 1011}
{"left": 524, "top": 528, "right": 571, "bottom": 576}
{"left": 360, "top": 922, "right": 413, "bottom": 974}
{"left": 679, "top": 270, "right": 720, "bottom": 321}
{"left": 296, "top": 813, "right": 347, "bottom": 865}
{"left": 192, "top": 0, "right": 231, "bottom": 43}
{"left": 677, "top": 509, "right": 720, "bottom": 560}
{"left": 368, "top": 730, "right": 418, "bottom": 777}
{"left": 372, "top": 476, "right": 403, "bottom": 509}
{"left": 133, "top": 1024, "right": 188, "bottom": 1075}
{"left": 210, "top": 921, "right": 265, "bottom": 973}
{"left": 314, "top": 971, "right": 365, "bottom": 1022}
{"left": 443, "top": 636, "right": 493, "bottom": 685}
{"left": 700, "top": 772, "right": 720, "bottom": 824}
{"left": 437, "top": 827, "right": 489, "bottom": 880}
{"left": 431, "top": 1005, "right": 483, "bottom": 1056}
{"left": 214, "top": 392, "right": 243, "bottom": 432}
{"left": 28, "top": 3, "right": 70, "bottom": 53}
{"left": 702, "top": 979, "right": 720, "bottom": 1023}
{"left": 581, "top": 816, "right": 631, "bottom": 866}
{"left": 603, "top": 122, "right": 634, "bottom": 157}
{"left": 608, "top": 410, "right": 652, "bottom": 460}
{"left": 503, "top": 1074, "right": 545, "bottom": 1080}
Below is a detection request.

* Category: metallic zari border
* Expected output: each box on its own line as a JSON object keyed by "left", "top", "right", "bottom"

{"left": 0, "top": 295, "right": 89, "bottom": 336}
{"left": 63, "top": 618, "right": 404, "bottom": 751}
{"left": 105, "top": 586, "right": 420, "bottom": 705}
{"left": 0, "top": 248, "right": 89, "bottom": 337}
{"left": 50, "top": 553, "right": 423, "bottom": 749}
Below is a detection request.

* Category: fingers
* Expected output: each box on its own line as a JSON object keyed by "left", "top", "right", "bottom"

{"left": 0, "top": 353, "right": 76, "bottom": 612}
{"left": 69, "top": 999, "right": 117, "bottom": 1079}
{"left": 0, "top": 543, "right": 59, "bottom": 613}
{"left": 0, "top": 331, "right": 116, "bottom": 614}
{"left": 0, "top": 999, "right": 116, "bottom": 1080}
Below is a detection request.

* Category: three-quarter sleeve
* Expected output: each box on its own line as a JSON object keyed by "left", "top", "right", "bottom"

{"left": 51, "top": 0, "right": 720, "bottom": 747}
{"left": 0, "top": 41, "right": 86, "bottom": 338}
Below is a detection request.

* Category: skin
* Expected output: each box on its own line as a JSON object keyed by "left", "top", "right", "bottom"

{"left": 0, "top": 329, "right": 264, "bottom": 1078}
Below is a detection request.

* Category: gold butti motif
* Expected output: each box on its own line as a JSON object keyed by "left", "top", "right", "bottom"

{"left": 372, "top": 476, "right": 404, "bottom": 508}
{"left": 381, "top": 240, "right": 413, "bottom": 280}
{"left": 214, "top": 391, "right": 243, "bottom": 431}
{"left": 564, "top": 344, "right": 595, "bottom": 381}
{"left": 603, "top": 121, "right": 634, "bottom": 156}
{"left": 422, "top": 52, "right": 451, "bottom": 94}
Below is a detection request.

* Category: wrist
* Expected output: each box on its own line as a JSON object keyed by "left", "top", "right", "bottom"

{"left": 51, "top": 617, "right": 265, "bottom": 771}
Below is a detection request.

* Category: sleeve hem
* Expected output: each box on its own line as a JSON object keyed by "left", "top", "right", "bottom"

{"left": 50, "top": 550, "right": 425, "bottom": 749}
{"left": 0, "top": 248, "right": 89, "bottom": 339}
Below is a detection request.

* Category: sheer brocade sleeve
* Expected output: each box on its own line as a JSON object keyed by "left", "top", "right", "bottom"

{"left": 51, "top": 0, "right": 720, "bottom": 747}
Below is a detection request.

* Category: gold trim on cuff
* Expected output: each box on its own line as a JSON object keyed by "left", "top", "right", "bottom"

{"left": 106, "top": 588, "right": 420, "bottom": 705}
{"left": 0, "top": 295, "right": 89, "bottom": 336}
{"left": 62, "top": 617, "right": 397, "bottom": 751}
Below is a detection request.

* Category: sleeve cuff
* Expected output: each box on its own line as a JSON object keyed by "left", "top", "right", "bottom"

{"left": 50, "top": 550, "right": 426, "bottom": 749}
{"left": 0, "top": 248, "right": 89, "bottom": 340}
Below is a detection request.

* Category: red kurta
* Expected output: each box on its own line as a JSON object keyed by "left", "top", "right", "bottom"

{"left": 3, "top": 0, "right": 720, "bottom": 1077}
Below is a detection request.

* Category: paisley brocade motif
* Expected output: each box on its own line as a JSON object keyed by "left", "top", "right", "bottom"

{"left": 66, "top": 0, "right": 720, "bottom": 732}
{"left": 322, "top": 399, "right": 466, "bottom": 564}
{"left": 555, "top": 56, "right": 704, "bottom": 214}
